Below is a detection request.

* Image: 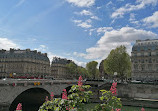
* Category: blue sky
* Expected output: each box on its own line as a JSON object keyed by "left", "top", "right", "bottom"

{"left": 0, "top": 0, "right": 158, "bottom": 66}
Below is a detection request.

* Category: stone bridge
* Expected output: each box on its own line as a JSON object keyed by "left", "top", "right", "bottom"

{"left": 1, "top": 79, "right": 157, "bottom": 111}
{"left": 0, "top": 79, "right": 78, "bottom": 111}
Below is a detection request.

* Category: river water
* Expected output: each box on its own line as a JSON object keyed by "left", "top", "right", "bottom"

{"left": 1, "top": 103, "right": 158, "bottom": 111}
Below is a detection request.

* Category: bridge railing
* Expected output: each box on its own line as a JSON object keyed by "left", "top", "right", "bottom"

{"left": 0, "top": 79, "right": 78, "bottom": 86}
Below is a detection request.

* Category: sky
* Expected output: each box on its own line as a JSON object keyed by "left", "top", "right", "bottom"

{"left": 0, "top": 0, "right": 158, "bottom": 67}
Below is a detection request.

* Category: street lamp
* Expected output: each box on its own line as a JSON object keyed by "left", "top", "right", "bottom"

{"left": 114, "top": 72, "right": 117, "bottom": 76}
{"left": 114, "top": 72, "right": 117, "bottom": 82}
{"left": 13, "top": 73, "right": 16, "bottom": 78}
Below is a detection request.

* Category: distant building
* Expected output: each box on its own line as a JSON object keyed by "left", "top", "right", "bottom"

{"left": 0, "top": 48, "right": 50, "bottom": 78}
{"left": 51, "top": 57, "right": 73, "bottom": 79}
{"left": 131, "top": 39, "right": 158, "bottom": 81}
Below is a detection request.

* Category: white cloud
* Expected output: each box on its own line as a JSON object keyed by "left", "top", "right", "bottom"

{"left": 73, "top": 20, "right": 82, "bottom": 23}
{"left": 97, "top": 7, "right": 101, "bottom": 9}
{"left": 78, "top": 23, "right": 92, "bottom": 28}
{"left": 112, "top": 0, "right": 158, "bottom": 18}
{"left": 130, "top": 20, "right": 140, "bottom": 26}
{"left": 129, "top": 13, "right": 136, "bottom": 21}
{"left": 66, "top": 0, "right": 95, "bottom": 7}
{"left": 106, "top": 1, "right": 113, "bottom": 7}
{"left": 88, "top": 27, "right": 113, "bottom": 36}
{"left": 97, "top": 27, "right": 113, "bottom": 35}
{"left": 129, "top": 13, "right": 140, "bottom": 26}
{"left": 142, "top": 11, "right": 158, "bottom": 28}
{"left": 91, "top": 16, "right": 100, "bottom": 20}
{"left": 137, "top": 0, "right": 158, "bottom": 6}
{"left": 79, "top": 10, "right": 93, "bottom": 16}
{"left": 70, "top": 58, "right": 87, "bottom": 67}
{"left": 73, "top": 52, "right": 86, "bottom": 58}
{"left": 73, "top": 19, "right": 92, "bottom": 28}
{"left": 89, "top": 28, "right": 95, "bottom": 35}
{"left": 75, "top": 10, "right": 100, "bottom": 21}
{"left": 34, "top": 45, "right": 48, "bottom": 52}
{"left": 74, "top": 27, "right": 158, "bottom": 60}
{"left": 0, "top": 38, "right": 19, "bottom": 50}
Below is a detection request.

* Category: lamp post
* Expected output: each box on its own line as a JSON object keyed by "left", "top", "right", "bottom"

{"left": 13, "top": 73, "right": 16, "bottom": 79}
{"left": 114, "top": 72, "right": 117, "bottom": 82}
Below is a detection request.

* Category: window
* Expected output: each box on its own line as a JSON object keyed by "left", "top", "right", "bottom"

{"left": 148, "top": 64, "right": 152, "bottom": 71}
{"left": 138, "top": 59, "right": 140, "bottom": 63}
{"left": 157, "top": 64, "right": 158, "bottom": 71}
{"left": 144, "top": 46, "right": 147, "bottom": 50}
{"left": 149, "top": 45, "right": 154, "bottom": 50}
{"left": 141, "top": 59, "right": 144, "bottom": 63}
{"left": 134, "top": 64, "right": 138, "bottom": 70}
{"left": 153, "top": 59, "right": 155, "bottom": 63}
{"left": 141, "top": 64, "right": 145, "bottom": 71}
{"left": 141, "top": 52, "right": 144, "bottom": 56}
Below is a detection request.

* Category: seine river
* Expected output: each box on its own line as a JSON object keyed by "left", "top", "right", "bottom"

{"left": 1, "top": 103, "right": 158, "bottom": 111}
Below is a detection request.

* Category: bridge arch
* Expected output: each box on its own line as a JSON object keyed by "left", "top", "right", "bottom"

{"left": 65, "top": 85, "right": 72, "bottom": 95}
{"left": 9, "top": 87, "right": 50, "bottom": 111}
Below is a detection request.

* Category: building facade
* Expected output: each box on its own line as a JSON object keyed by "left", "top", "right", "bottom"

{"left": 0, "top": 48, "right": 50, "bottom": 78}
{"left": 51, "top": 57, "right": 72, "bottom": 79}
{"left": 131, "top": 39, "right": 158, "bottom": 81}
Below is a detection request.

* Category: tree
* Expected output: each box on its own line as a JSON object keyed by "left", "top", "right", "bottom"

{"left": 104, "top": 45, "right": 131, "bottom": 81}
{"left": 77, "top": 66, "right": 88, "bottom": 78}
{"left": 86, "top": 61, "right": 98, "bottom": 79}
{"left": 66, "top": 62, "right": 78, "bottom": 78}
{"left": 95, "top": 69, "right": 100, "bottom": 79}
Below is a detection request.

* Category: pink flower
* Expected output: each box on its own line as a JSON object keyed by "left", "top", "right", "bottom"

{"left": 16, "top": 103, "right": 22, "bottom": 111}
{"left": 62, "top": 89, "right": 68, "bottom": 100}
{"left": 78, "top": 75, "right": 84, "bottom": 91}
{"left": 110, "top": 82, "right": 117, "bottom": 95}
{"left": 51, "top": 92, "right": 54, "bottom": 100}
{"left": 13, "top": 83, "right": 16, "bottom": 87}
{"left": 116, "top": 108, "right": 121, "bottom": 111}
{"left": 66, "top": 106, "right": 71, "bottom": 110}
{"left": 78, "top": 75, "right": 83, "bottom": 86}
{"left": 141, "top": 107, "right": 145, "bottom": 111}
{"left": 45, "top": 96, "right": 49, "bottom": 101}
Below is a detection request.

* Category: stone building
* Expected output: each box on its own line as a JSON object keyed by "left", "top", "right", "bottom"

{"left": 0, "top": 48, "right": 50, "bottom": 78}
{"left": 131, "top": 39, "right": 158, "bottom": 81}
{"left": 51, "top": 57, "right": 72, "bottom": 79}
